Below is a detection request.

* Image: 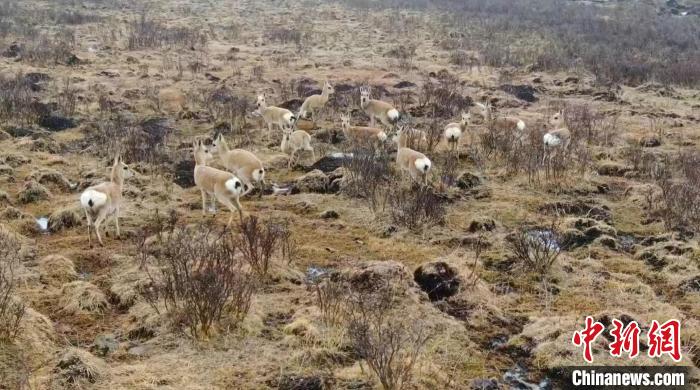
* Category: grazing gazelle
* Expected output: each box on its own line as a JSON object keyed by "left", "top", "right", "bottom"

{"left": 80, "top": 155, "right": 133, "bottom": 247}
{"left": 395, "top": 127, "right": 432, "bottom": 186}
{"left": 543, "top": 110, "right": 571, "bottom": 164}
{"left": 281, "top": 123, "right": 315, "bottom": 168}
{"left": 211, "top": 133, "right": 266, "bottom": 199}
{"left": 193, "top": 139, "right": 244, "bottom": 226}
{"left": 359, "top": 86, "right": 400, "bottom": 129}
{"left": 476, "top": 102, "right": 525, "bottom": 135}
{"left": 444, "top": 111, "right": 471, "bottom": 152}
{"left": 254, "top": 94, "right": 297, "bottom": 138}
{"left": 339, "top": 113, "right": 387, "bottom": 146}
{"left": 299, "top": 80, "right": 335, "bottom": 124}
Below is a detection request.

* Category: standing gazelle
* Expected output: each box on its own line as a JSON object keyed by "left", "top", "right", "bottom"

{"left": 476, "top": 102, "right": 525, "bottom": 136}
{"left": 281, "top": 123, "right": 315, "bottom": 168}
{"left": 543, "top": 110, "right": 571, "bottom": 165}
{"left": 80, "top": 155, "right": 133, "bottom": 247}
{"left": 255, "top": 94, "right": 297, "bottom": 138}
{"left": 193, "top": 139, "right": 245, "bottom": 226}
{"left": 395, "top": 128, "right": 432, "bottom": 186}
{"left": 444, "top": 112, "right": 471, "bottom": 153}
{"left": 340, "top": 113, "right": 387, "bottom": 146}
{"left": 359, "top": 86, "right": 400, "bottom": 130}
{"left": 211, "top": 134, "right": 266, "bottom": 199}
{"left": 298, "top": 81, "right": 335, "bottom": 124}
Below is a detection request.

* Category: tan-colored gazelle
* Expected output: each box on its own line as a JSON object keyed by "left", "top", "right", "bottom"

{"left": 211, "top": 133, "right": 266, "bottom": 199}
{"left": 281, "top": 123, "right": 315, "bottom": 168}
{"left": 359, "top": 86, "right": 400, "bottom": 129}
{"left": 340, "top": 113, "right": 387, "bottom": 146}
{"left": 444, "top": 111, "right": 471, "bottom": 152}
{"left": 192, "top": 139, "right": 244, "bottom": 226}
{"left": 395, "top": 127, "right": 432, "bottom": 186}
{"left": 79, "top": 155, "right": 133, "bottom": 247}
{"left": 298, "top": 81, "right": 335, "bottom": 124}
{"left": 543, "top": 109, "right": 571, "bottom": 164}
{"left": 475, "top": 102, "right": 525, "bottom": 134}
{"left": 255, "top": 94, "right": 297, "bottom": 137}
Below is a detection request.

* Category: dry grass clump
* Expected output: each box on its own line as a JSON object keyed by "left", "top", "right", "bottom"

{"left": 17, "top": 180, "right": 51, "bottom": 204}
{"left": 58, "top": 281, "right": 109, "bottom": 315}
{"left": 47, "top": 206, "right": 82, "bottom": 233}
{"left": 38, "top": 255, "right": 78, "bottom": 285}
{"left": 656, "top": 150, "right": 700, "bottom": 234}
{"left": 389, "top": 186, "right": 446, "bottom": 231}
{"left": 237, "top": 216, "right": 294, "bottom": 280}
{"left": 54, "top": 347, "right": 106, "bottom": 385}
{"left": 140, "top": 221, "right": 255, "bottom": 338}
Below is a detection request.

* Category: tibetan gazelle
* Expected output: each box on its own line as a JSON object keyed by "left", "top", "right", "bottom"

{"left": 299, "top": 81, "right": 335, "bottom": 124}
{"left": 255, "top": 94, "right": 297, "bottom": 138}
{"left": 281, "top": 123, "right": 315, "bottom": 168}
{"left": 543, "top": 110, "right": 571, "bottom": 164}
{"left": 193, "top": 139, "right": 244, "bottom": 226}
{"left": 339, "top": 113, "right": 387, "bottom": 146}
{"left": 359, "top": 86, "right": 400, "bottom": 129}
{"left": 212, "top": 133, "right": 266, "bottom": 199}
{"left": 475, "top": 102, "right": 525, "bottom": 136}
{"left": 395, "top": 127, "right": 432, "bottom": 186}
{"left": 444, "top": 111, "right": 471, "bottom": 153}
{"left": 80, "top": 155, "right": 133, "bottom": 247}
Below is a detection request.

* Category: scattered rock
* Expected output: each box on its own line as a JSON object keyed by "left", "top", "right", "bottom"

{"left": 414, "top": 261, "right": 461, "bottom": 301}
{"left": 393, "top": 80, "right": 416, "bottom": 89}
{"left": 344, "top": 260, "right": 413, "bottom": 293}
{"left": 470, "top": 378, "right": 499, "bottom": 390}
{"left": 679, "top": 276, "right": 700, "bottom": 293}
{"left": 173, "top": 159, "right": 195, "bottom": 188}
{"left": 38, "top": 115, "right": 77, "bottom": 131}
{"left": 456, "top": 172, "right": 482, "bottom": 190}
{"left": 597, "top": 162, "right": 632, "bottom": 177}
{"left": 307, "top": 153, "right": 352, "bottom": 173}
{"left": 499, "top": 84, "right": 538, "bottom": 103}
{"left": 468, "top": 217, "right": 496, "bottom": 232}
{"left": 48, "top": 206, "right": 82, "bottom": 232}
{"left": 295, "top": 169, "right": 329, "bottom": 193}
{"left": 2, "top": 42, "right": 21, "bottom": 57}
{"left": 278, "top": 98, "right": 304, "bottom": 112}
{"left": 640, "top": 135, "right": 661, "bottom": 147}
{"left": 92, "top": 334, "right": 118, "bottom": 357}
{"left": 319, "top": 210, "right": 339, "bottom": 219}
{"left": 18, "top": 180, "right": 51, "bottom": 204}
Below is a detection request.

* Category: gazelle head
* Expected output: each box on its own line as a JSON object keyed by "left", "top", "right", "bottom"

{"left": 193, "top": 139, "right": 214, "bottom": 165}
{"left": 323, "top": 81, "right": 335, "bottom": 95}
{"left": 549, "top": 110, "right": 565, "bottom": 128}
{"left": 340, "top": 112, "right": 351, "bottom": 129}
{"left": 113, "top": 155, "right": 134, "bottom": 180}
{"left": 475, "top": 102, "right": 492, "bottom": 119}
{"left": 461, "top": 111, "right": 471, "bottom": 124}
{"left": 359, "top": 86, "right": 371, "bottom": 106}
{"left": 256, "top": 94, "right": 267, "bottom": 110}
{"left": 211, "top": 133, "right": 227, "bottom": 154}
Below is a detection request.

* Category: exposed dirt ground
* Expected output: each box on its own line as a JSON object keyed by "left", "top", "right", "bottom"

{"left": 1, "top": 0, "right": 699, "bottom": 389}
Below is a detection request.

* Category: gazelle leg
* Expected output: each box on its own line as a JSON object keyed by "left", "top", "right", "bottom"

{"left": 84, "top": 208, "right": 93, "bottom": 247}
{"left": 201, "top": 190, "right": 207, "bottom": 216}
{"left": 114, "top": 207, "right": 121, "bottom": 239}
{"left": 93, "top": 210, "right": 107, "bottom": 246}
{"left": 215, "top": 193, "right": 243, "bottom": 227}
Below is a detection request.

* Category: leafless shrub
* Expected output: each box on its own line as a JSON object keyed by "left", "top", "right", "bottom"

{"left": 21, "top": 30, "right": 77, "bottom": 66}
{"left": 236, "top": 216, "right": 293, "bottom": 280}
{"left": 0, "top": 73, "right": 40, "bottom": 125}
{"left": 0, "top": 229, "right": 26, "bottom": 342}
{"left": 342, "top": 147, "right": 394, "bottom": 214}
{"left": 127, "top": 12, "right": 207, "bottom": 50}
{"left": 345, "top": 285, "right": 429, "bottom": 390}
{"left": 250, "top": 65, "right": 264, "bottom": 82}
{"left": 449, "top": 50, "right": 478, "bottom": 68}
{"left": 656, "top": 150, "right": 700, "bottom": 233}
{"left": 140, "top": 221, "right": 254, "bottom": 338}
{"left": 386, "top": 44, "right": 417, "bottom": 72}
{"left": 265, "top": 27, "right": 303, "bottom": 46}
{"left": 416, "top": 73, "right": 471, "bottom": 119}
{"left": 506, "top": 226, "right": 561, "bottom": 276}
{"left": 56, "top": 77, "right": 78, "bottom": 117}
{"left": 205, "top": 88, "right": 251, "bottom": 135}
{"left": 313, "top": 278, "right": 348, "bottom": 326}
{"left": 389, "top": 186, "right": 446, "bottom": 231}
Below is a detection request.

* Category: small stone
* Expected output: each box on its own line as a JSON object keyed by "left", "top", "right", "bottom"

{"left": 319, "top": 210, "right": 339, "bottom": 219}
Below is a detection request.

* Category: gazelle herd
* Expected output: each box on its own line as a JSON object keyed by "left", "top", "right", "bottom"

{"left": 79, "top": 80, "right": 573, "bottom": 245}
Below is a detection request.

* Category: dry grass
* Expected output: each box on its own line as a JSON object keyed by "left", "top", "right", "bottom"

{"left": 58, "top": 281, "right": 109, "bottom": 315}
